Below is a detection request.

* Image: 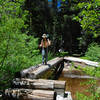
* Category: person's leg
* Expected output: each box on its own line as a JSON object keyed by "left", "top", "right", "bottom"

{"left": 45, "top": 47, "right": 48, "bottom": 65}
{"left": 42, "top": 55, "right": 44, "bottom": 64}
{"left": 42, "top": 48, "right": 45, "bottom": 64}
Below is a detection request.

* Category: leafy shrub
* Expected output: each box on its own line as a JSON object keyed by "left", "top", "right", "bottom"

{"left": 0, "top": 0, "right": 42, "bottom": 90}
{"left": 48, "top": 52, "right": 54, "bottom": 60}
{"left": 57, "top": 51, "right": 68, "bottom": 57}
{"left": 85, "top": 43, "right": 100, "bottom": 62}
{"left": 77, "top": 43, "right": 100, "bottom": 100}
{"left": 76, "top": 65, "right": 100, "bottom": 100}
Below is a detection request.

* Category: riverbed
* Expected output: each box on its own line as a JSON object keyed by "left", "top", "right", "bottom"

{"left": 58, "top": 65, "right": 100, "bottom": 100}
{"left": 59, "top": 75, "right": 90, "bottom": 99}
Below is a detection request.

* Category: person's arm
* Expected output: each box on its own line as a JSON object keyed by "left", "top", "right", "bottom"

{"left": 39, "top": 40, "right": 43, "bottom": 47}
{"left": 47, "top": 39, "right": 51, "bottom": 46}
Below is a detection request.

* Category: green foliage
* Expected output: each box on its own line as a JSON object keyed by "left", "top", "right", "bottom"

{"left": 80, "top": 66, "right": 100, "bottom": 78}
{"left": 85, "top": 43, "right": 100, "bottom": 62}
{"left": 73, "top": 0, "right": 100, "bottom": 37}
{"left": 76, "top": 92, "right": 99, "bottom": 100}
{"left": 76, "top": 53, "right": 100, "bottom": 100}
{"left": 76, "top": 43, "right": 100, "bottom": 100}
{"left": 0, "top": 0, "right": 41, "bottom": 90}
{"left": 76, "top": 80, "right": 100, "bottom": 100}
{"left": 57, "top": 51, "right": 68, "bottom": 57}
{"left": 76, "top": 65, "right": 100, "bottom": 100}
{"left": 73, "top": 0, "right": 100, "bottom": 51}
{"left": 48, "top": 52, "right": 54, "bottom": 60}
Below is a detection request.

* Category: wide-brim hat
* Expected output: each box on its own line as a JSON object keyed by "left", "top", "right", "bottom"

{"left": 42, "top": 34, "right": 47, "bottom": 38}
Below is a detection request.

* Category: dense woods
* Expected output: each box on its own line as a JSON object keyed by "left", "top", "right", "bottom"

{"left": 0, "top": 0, "right": 100, "bottom": 99}
{"left": 24, "top": 0, "right": 100, "bottom": 54}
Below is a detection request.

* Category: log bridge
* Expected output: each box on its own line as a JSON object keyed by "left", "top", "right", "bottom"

{"left": 3, "top": 57, "right": 66, "bottom": 100}
{"left": 2, "top": 57, "right": 99, "bottom": 100}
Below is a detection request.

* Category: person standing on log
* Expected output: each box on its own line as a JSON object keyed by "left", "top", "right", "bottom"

{"left": 39, "top": 34, "right": 51, "bottom": 65}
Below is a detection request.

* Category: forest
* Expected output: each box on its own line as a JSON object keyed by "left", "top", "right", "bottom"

{"left": 0, "top": 0, "right": 100, "bottom": 99}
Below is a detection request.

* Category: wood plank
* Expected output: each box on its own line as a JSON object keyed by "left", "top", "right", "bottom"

{"left": 4, "top": 89, "right": 56, "bottom": 100}
{"left": 64, "top": 57, "right": 99, "bottom": 67}
{"left": 12, "top": 78, "right": 66, "bottom": 90}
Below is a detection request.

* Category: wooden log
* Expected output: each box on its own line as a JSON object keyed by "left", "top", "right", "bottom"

{"left": 18, "top": 57, "right": 63, "bottom": 78}
{"left": 62, "top": 67, "right": 100, "bottom": 79}
{"left": 12, "top": 78, "right": 54, "bottom": 90}
{"left": 3, "top": 89, "right": 56, "bottom": 100}
{"left": 62, "top": 67, "right": 84, "bottom": 75}
{"left": 19, "top": 65, "right": 40, "bottom": 77}
{"left": 26, "top": 57, "right": 63, "bottom": 79}
{"left": 37, "top": 79, "right": 66, "bottom": 89}
{"left": 54, "top": 89, "right": 65, "bottom": 97}
{"left": 12, "top": 78, "right": 66, "bottom": 90}
{"left": 54, "top": 80, "right": 66, "bottom": 89}
{"left": 64, "top": 57, "right": 99, "bottom": 67}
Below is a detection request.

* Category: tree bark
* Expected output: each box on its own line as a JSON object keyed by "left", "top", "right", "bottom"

{"left": 4, "top": 89, "right": 56, "bottom": 100}
{"left": 12, "top": 78, "right": 66, "bottom": 90}
{"left": 64, "top": 57, "right": 99, "bottom": 67}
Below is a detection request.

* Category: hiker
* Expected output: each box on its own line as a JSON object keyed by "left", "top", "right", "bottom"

{"left": 39, "top": 34, "right": 51, "bottom": 64}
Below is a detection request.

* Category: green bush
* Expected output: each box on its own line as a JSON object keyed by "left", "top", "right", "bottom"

{"left": 85, "top": 43, "right": 100, "bottom": 62}
{"left": 57, "top": 51, "right": 68, "bottom": 57}
{"left": 76, "top": 66, "right": 100, "bottom": 100}
{"left": 48, "top": 52, "right": 54, "bottom": 60}
{"left": 77, "top": 43, "right": 100, "bottom": 100}
{"left": 0, "top": 0, "right": 42, "bottom": 90}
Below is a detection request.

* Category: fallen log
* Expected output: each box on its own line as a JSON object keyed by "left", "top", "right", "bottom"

{"left": 55, "top": 89, "right": 65, "bottom": 97}
{"left": 12, "top": 78, "right": 54, "bottom": 90}
{"left": 38, "top": 79, "right": 66, "bottom": 97}
{"left": 62, "top": 65, "right": 100, "bottom": 79}
{"left": 54, "top": 80, "right": 66, "bottom": 89}
{"left": 19, "top": 65, "right": 41, "bottom": 77}
{"left": 64, "top": 57, "right": 99, "bottom": 67}
{"left": 3, "top": 89, "right": 56, "bottom": 100}
{"left": 19, "top": 57, "right": 63, "bottom": 79}
{"left": 63, "top": 74, "right": 98, "bottom": 79}
{"left": 12, "top": 78, "right": 66, "bottom": 90}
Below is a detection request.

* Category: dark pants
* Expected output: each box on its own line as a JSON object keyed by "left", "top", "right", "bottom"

{"left": 42, "top": 47, "right": 48, "bottom": 64}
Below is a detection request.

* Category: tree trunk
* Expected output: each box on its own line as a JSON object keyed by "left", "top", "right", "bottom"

{"left": 12, "top": 78, "right": 66, "bottom": 90}
{"left": 4, "top": 89, "right": 56, "bottom": 100}
{"left": 64, "top": 57, "right": 99, "bottom": 67}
